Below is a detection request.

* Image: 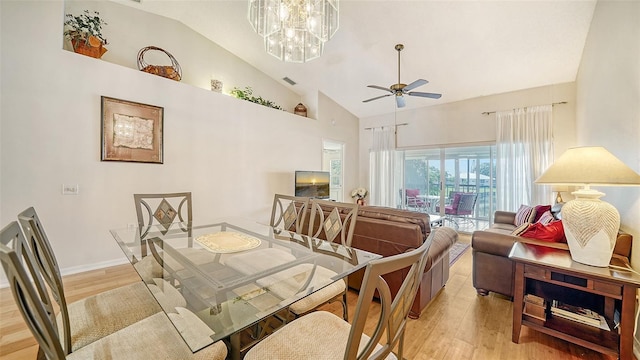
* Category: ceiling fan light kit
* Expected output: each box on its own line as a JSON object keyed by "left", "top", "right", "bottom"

{"left": 363, "top": 44, "right": 442, "bottom": 108}
{"left": 248, "top": 0, "right": 339, "bottom": 63}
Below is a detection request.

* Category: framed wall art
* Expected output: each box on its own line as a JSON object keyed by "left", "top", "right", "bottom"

{"left": 101, "top": 96, "right": 163, "bottom": 163}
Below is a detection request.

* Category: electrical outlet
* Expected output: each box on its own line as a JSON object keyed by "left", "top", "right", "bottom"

{"left": 62, "top": 184, "right": 79, "bottom": 195}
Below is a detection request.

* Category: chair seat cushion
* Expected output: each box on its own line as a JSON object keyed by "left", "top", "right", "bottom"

{"left": 244, "top": 311, "right": 396, "bottom": 360}
{"left": 288, "top": 279, "right": 345, "bottom": 315}
{"left": 58, "top": 281, "right": 162, "bottom": 351}
{"left": 256, "top": 264, "right": 344, "bottom": 311}
{"left": 68, "top": 312, "right": 227, "bottom": 360}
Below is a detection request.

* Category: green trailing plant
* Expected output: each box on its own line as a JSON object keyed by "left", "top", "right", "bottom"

{"left": 230, "top": 86, "right": 283, "bottom": 110}
{"left": 64, "top": 10, "right": 108, "bottom": 46}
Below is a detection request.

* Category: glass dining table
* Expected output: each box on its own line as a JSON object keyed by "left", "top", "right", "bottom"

{"left": 110, "top": 217, "right": 380, "bottom": 360}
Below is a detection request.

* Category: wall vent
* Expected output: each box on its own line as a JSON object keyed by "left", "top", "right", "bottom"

{"left": 282, "top": 77, "right": 296, "bottom": 86}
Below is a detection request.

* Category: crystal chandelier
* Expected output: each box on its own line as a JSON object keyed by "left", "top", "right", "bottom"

{"left": 248, "top": 0, "right": 339, "bottom": 63}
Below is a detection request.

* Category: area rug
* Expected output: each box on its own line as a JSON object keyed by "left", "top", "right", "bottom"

{"left": 449, "top": 241, "right": 471, "bottom": 265}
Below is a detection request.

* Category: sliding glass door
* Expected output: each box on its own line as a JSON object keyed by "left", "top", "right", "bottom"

{"left": 399, "top": 145, "right": 496, "bottom": 232}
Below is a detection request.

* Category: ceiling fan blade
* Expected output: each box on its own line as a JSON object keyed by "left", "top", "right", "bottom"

{"left": 403, "top": 79, "right": 428, "bottom": 92}
{"left": 367, "top": 85, "right": 393, "bottom": 93}
{"left": 408, "top": 91, "right": 442, "bottom": 99}
{"left": 363, "top": 94, "right": 393, "bottom": 103}
{"left": 395, "top": 95, "right": 406, "bottom": 108}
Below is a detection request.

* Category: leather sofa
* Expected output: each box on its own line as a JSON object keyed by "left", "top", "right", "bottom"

{"left": 472, "top": 210, "right": 633, "bottom": 298}
{"left": 305, "top": 205, "right": 458, "bottom": 319}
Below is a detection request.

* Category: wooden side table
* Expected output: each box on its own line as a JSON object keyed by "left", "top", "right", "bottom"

{"left": 509, "top": 242, "right": 640, "bottom": 360}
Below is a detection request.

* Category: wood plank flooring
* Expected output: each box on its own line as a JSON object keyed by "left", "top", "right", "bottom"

{"left": 0, "top": 234, "right": 617, "bottom": 359}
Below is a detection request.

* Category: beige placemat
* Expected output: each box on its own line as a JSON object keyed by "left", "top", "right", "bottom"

{"left": 195, "top": 231, "right": 261, "bottom": 253}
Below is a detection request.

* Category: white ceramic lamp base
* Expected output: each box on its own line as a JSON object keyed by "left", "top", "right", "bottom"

{"left": 561, "top": 189, "right": 620, "bottom": 267}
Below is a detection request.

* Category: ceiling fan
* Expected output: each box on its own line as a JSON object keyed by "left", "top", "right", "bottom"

{"left": 363, "top": 44, "right": 442, "bottom": 108}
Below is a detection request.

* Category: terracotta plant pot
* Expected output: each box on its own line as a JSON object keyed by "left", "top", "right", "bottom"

{"left": 71, "top": 39, "right": 107, "bottom": 59}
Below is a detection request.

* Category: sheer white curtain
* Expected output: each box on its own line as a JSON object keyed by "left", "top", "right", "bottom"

{"left": 369, "top": 127, "right": 396, "bottom": 207}
{"left": 496, "top": 105, "right": 553, "bottom": 211}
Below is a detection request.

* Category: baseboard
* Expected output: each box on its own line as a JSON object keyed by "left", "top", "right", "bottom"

{"left": 0, "top": 257, "right": 131, "bottom": 289}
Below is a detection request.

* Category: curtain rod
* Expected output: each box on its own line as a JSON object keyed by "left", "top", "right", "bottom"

{"left": 364, "top": 123, "right": 408, "bottom": 130}
{"left": 481, "top": 101, "right": 568, "bottom": 116}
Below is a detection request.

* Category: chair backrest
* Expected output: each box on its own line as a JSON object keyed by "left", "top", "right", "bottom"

{"left": 270, "top": 194, "right": 310, "bottom": 234}
{"left": 0, "top": 221, "right": 68, "bottom": 359}
{"left": 456, "top": 193, "right": 478, "bottom": 215}
{"left": 307, "top": 199, "right": 358, "bottom": 247}
{"left": 346, "top": 228, "right": 434, "bottom": 360}
{"left": 134, "top": 192, "right": 192, "bottom": 246}
{"left": 17, "top": 207, "right": 72, "bottom": 353}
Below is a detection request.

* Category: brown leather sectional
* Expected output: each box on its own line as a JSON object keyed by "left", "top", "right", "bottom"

{"left": 472, "top": 210, "right": 633, "bottom": 298}
{"left": 306, "top": 205, "right": 458, "bottom": 319}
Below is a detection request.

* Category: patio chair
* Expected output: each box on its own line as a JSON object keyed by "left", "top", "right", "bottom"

{"left": 244, "top": 224, "right": 435, "bottom": 360}
{"left": 0, "top": 221, "right": 227, "bottom": 360}
{"left": 440, "top": 192, "right": 478, "bottom": 229}
{"left": 404, "top": 189, "right": 427, "bottom": 210}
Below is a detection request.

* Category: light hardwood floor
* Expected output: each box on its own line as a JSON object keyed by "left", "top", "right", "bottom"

{"left": 0, "top": 235, "right": 615, "bottom": 360}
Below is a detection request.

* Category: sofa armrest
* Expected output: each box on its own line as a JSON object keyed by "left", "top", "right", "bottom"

{"left": 471, "top": 230, "right": 519, "bottom": 257}
{"left": 494, "top": 211, "right": 516, "bottom": 225}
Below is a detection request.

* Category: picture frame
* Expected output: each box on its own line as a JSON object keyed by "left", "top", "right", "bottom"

{"left": 101, "top": 96, "right": 163, "bottom": 163}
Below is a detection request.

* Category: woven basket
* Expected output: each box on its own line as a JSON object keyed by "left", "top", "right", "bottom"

{"left": 137, "top": 46, "right": 182, "bottom": 81}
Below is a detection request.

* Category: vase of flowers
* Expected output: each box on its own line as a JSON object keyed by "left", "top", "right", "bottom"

{"left": 351, "top": 187, "right": 368, "bottom": 206}
{"left": 64, "top": 10, "right": 108, "bottom": 59}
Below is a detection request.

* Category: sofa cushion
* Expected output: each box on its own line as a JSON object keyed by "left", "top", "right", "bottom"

{"left": 536, "top": 210, "right": 555, "bottom": 225}
{"left": 514, "top": 205, "right": 536, "bottom": 226}
{"left": 511, "top": 223, "right": 530, "bottom": 236}
{"left": 533, "top": 204, "right": 552, "bottom": 222}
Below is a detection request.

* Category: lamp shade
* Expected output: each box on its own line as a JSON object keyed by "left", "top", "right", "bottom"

{"left": 535, "top": 146, "right": 640, "bottom": 186}
{"left": 534, "top": 146, "right": 640, "bottom": 267}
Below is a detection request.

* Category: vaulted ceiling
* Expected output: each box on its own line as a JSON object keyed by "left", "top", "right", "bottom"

{"left": 118, "top": 0, "right": 596, "bottom": 118}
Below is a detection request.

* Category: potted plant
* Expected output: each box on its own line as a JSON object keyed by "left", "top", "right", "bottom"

{"left": 64, "top": 10, "right": 108, "bottom": 59}
{"left": 230, "top": 86, "right": 283, "bottom": 110}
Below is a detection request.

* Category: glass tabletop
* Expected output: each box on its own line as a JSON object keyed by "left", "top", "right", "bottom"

{"left": 110, "top": 218, "right": 380, "bottom": 353}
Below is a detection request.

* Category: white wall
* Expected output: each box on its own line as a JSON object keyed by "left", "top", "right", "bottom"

{"left": 0, "top": 1, "right": 358, "bottom": 280}
{"left": 575, "top": 0, "right": 640, "bottom": 266}
{"left": 358, "top": 82, "right": 577, "bottom": 193}
{"left": 64, "top": 0, "right": 302, "bottom": 115}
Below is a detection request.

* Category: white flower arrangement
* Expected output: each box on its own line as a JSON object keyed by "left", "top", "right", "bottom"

{"left": 350, "top": 187, "right": 368, "bottom": 199}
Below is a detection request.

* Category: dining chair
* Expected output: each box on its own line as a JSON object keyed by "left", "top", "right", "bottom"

{"left": 17, "top": 207, "right": 184, "bottom": 353}
{"left": 285, "top": 198, "right": 359, "bottom": 321}
{"left": 133, "top": 192, "right": 193, "bottom": 243}
{"left": 244, "top": 225, "right": 435, "bottom": 360}
{"left": 0, "top": 221, "right": 228, "bottom": 360}
{"left": 133, "top": 192, "right": 208, "bottom": 282}
{"left": 270, "top": 194, "right": 310, "bottom": 233}
{"left": 226, "top": 194, "right": 308, "bottom": 275}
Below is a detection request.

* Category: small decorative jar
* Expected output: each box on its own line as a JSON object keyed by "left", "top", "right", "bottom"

{"left": 294, "top": 103, "right": 307, "bottom": 117}
{"left": 211, "top": 79, "right": 223, "bottom": 93}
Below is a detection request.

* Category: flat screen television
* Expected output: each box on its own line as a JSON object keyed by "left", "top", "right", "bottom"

{"left": 294, "top": 171, "right": 330, "bottom": 199}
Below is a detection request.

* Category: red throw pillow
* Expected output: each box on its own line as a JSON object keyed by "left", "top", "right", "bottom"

{"left": 533, "top": 205, "right": 552, "bottom": 223}
{"left": 521, "top": 220, "right": 566, "bottom": 243}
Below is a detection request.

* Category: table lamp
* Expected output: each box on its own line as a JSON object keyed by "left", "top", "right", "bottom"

{"left": 535, "top": 146, "right": 640, "bottom": 267}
